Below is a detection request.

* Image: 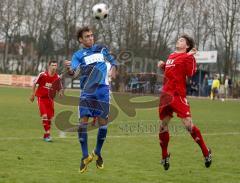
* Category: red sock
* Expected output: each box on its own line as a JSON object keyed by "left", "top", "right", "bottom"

{"left": 42, "top": 120, "right": 51, "bottom": 138}
{"left": 190, "top": 125, "right": 209, "bottom": 157}
{"left": 159, "top": 131, "right": 170, "bottom": 159}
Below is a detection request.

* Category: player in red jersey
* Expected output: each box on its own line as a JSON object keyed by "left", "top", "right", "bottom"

{"left": 30, "top": 60, "right": 63, "bottom": 142}
{"left": 157, "top": 34, "right": 212, "bottom": 170}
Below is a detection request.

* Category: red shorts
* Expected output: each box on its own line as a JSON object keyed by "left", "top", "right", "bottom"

{"left": 37, "top": 97, "right": 54, "bottom": 119}
{"left": 159, "top": 95, "right": 191, "bottom": 120}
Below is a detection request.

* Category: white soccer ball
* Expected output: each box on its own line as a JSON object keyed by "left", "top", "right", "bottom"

{"left": 92, "top": 3, "right": 109, "bottom": 20}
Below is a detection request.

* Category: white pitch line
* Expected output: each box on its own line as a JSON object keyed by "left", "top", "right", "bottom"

{"left": 0, "top": 132, "right": 240, "bottom": 140}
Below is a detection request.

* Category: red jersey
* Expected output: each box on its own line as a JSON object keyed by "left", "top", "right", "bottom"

{"left": 34, "top": 71, "right": 62, "bottom": 98}
{"left": 162, "top": 52, "right": 196, "bottom": 97}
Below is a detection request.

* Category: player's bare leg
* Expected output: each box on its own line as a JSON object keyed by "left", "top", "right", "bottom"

{"left": 79, "top": 117, "right": 93, "bottom": 173}
{"left": 159, "top": 116, "right": 171, "bottom": 170}
{"left": 91, "top": 117, "right": 108, "bottom": 169}
{"left": 182, "top": 117, "right": 212, "bottom": 168}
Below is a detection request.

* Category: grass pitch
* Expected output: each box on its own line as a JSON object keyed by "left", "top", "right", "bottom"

{"left": 0, "top": 86, "right": 240, "bottom": 183}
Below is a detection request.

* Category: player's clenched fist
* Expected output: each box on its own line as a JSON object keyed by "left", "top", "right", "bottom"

{"left": 64, "top": 60, "right": 71, "bottom": 70}
{"left": 187, "top": 48, "right": 197, "bottom": 55}
{"left": 157, "top": 60, "right": 165, "bottom": 69}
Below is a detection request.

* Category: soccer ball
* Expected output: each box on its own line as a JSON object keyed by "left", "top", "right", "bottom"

{"left": 92, "top": 3, "right": 109, "bottom": 20}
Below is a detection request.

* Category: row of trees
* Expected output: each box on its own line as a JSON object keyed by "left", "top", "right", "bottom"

{"left": 0, "top": 0, "right": 240, "bottom": 80}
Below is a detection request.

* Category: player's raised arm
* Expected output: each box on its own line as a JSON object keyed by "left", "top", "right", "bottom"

{"left": 64, "top": 60, "right": 74, "bottom": 76}
{"left": 64, "top": 53, "right": 82, "bottom": 79}
{"left": 157, "top": 60, "right": 166, "bottom": 71}
{"left": 187, "top": 48, "right": 197, "bottom": 56}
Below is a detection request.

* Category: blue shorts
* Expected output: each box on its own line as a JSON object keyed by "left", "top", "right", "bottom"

{"left": 79, "top": 85, "right": 110, "bottom": 119}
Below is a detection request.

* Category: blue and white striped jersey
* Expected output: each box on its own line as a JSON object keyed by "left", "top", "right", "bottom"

{"left": 71, "top": 44, "right": 117, "bottom": 90}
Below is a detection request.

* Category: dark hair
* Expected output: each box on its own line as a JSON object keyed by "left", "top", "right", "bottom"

{"left": 76, "top": 26, "right": 92, "bottom": 41}
{"left": 48, "top": 60, "right": 57, "bottom": 66}
{"left": 180, "top": 34, "right": 195, "bottom": 52}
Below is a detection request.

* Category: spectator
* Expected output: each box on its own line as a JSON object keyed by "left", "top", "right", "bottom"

{"left": 125, "top": 74, "right": 131, "bottom": 92}
{"left": 207, "top": 76, "right": 213, "bottom": 97}
{"left": 130, "top": 74, "right": 139, "bottom": 93}
{"left": 186, "top": 79, "right": 192, "bottom": 95}
{"left": 202, "top": 74, "right": 209, "bottom": 97}
{"left": 191, "top": 81, "right": 199, "bottom": 96}
{"left": 150, "top": 74, "right": 157, "bottom": 94}
{"left": 211, "top": 74, "right": 220, "bottom": 100}
{"left": 228, "top": 77, "right": 232, "bottom": 97}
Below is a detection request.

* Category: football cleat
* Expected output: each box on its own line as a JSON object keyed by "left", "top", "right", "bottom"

{"left": 43, "top": 136, "right": 52, "bottom": 142}
{"left": 161, "top": 153, "right": 170, "bottom": 171}
{"left": 79, "top": 155, "right": 93, "bottom": 173}
{"left": 205, "top": 149, "right": 212, "bottom": 168}
{"left": 92, "top": 151, "right": 104, "bottom": 169}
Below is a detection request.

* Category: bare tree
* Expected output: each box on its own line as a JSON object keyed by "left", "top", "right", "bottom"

{"left": 56, "top": 0, "right": 85, "bottom": 58}
{"left": 1, "top": 0, "right": 240, "bottom": 79}
{"left": 186, "top": 0, "right": 213, "bottom": 50}
{"left": 0, "top": 0, "right": 20, "bottom": 73}
{"left": 152, "top": 0, "right": 186, "bottom": 59}
{"left": 24, "top": 0, "right": 58, "bottom": 74}
{"left": 213, "top": 0, "right": 240, "bottom": 78}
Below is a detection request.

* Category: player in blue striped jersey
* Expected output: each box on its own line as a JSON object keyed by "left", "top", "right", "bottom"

{"left": 65, "top": 26, "right": 117, "bottom": 173}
